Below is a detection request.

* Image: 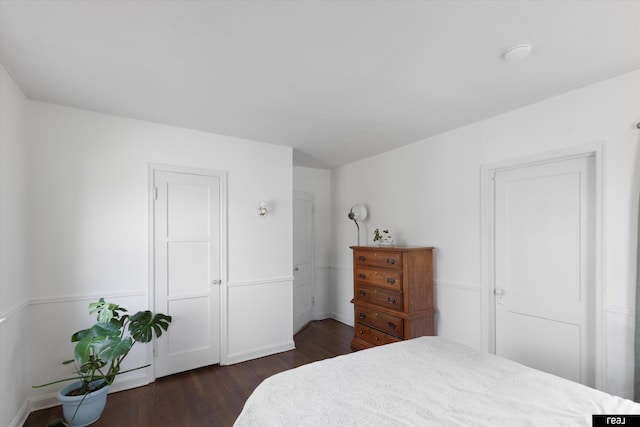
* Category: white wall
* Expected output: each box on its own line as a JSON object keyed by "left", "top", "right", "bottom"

{"left": 0, "top": 65, "right": 29, "bottom": 427}
{"left": 293, "top": 166, "right": 332, "bottom": 320}
{"left": 331, "top": 69, "right": 640, "bottom": 399}
{"left": 21, "top": 100, "right": 293, "bottom": 406}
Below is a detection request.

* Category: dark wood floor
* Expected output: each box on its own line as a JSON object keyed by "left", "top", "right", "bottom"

{"left": 24, "top": 319, "right": 354, "bottom": 427}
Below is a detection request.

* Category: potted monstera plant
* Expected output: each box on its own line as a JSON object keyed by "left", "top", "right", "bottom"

{"left": 34, "top": 298, "right": 172, "bottom": 427}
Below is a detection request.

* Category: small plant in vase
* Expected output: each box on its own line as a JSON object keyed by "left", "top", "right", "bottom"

{"left": 373, "top": 228, "right": 393, "bottom": 246}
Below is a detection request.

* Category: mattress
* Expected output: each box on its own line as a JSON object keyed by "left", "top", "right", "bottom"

{"left": 234, "top": 337, "right": 640, "bottom": 426}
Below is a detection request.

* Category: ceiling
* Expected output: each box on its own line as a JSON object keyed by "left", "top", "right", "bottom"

{"left": 1, "top": 1, "right": 639, "bottom": 169}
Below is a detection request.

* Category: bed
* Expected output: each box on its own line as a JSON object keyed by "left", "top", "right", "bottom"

{"left": 234, "top": 337, "right": 640, "bottom": 426}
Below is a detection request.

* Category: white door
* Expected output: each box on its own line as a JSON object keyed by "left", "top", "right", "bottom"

{"left": 494, "top": 155, "right": 595, "bottom": 386}
{"left": 153, "top": 170, "right": 221, "bottom": 377}
{"left": 293, "top": 191, "right": 314, "bottom": 333}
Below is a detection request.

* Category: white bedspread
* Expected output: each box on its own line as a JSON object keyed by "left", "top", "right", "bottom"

{"left": 234, "top": 337, "right": 640, "bottom": 426}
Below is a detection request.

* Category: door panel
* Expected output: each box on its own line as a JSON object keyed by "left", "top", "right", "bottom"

{"left": 503, "top": 172, "right": 581, "bottom": 299}
{"left": 168, "top": 242, "right": 209, "bottom": 295}
{"left": 167, "top": 298, "right": 212, "bottom": 354}
{"left": 504, "top": 313, "right": 581, "bottom": 382}
{"left": 293, "top": 192, "right": 313, "bottom": 333}
{"left": 154, "top": 171, "right": 221, "bottom": 377}
{"left": 494, "top": 155, "right": 594, "bottom": 386}
{"left": 167, "top": 183, "right": 210, "bottom": 236}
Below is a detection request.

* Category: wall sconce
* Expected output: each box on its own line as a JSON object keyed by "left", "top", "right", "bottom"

{"left": 257, "top": 201, "right": 269, "bottom": 217}
{"left": 348, "top": 204, "right": 368, "bottom": 245}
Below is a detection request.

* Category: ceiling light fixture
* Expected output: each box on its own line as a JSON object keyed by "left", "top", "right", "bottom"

{"left": 503, "top": 44, "right": 532, "bottom": 62}
{"left": 257, "top": 201, "right": 269, "bottom": 217}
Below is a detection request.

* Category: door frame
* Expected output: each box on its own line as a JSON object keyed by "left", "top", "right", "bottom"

{"left": 148, "top": 163, "right": 229, "bottom": 378}
{"left": 293, "top": 190, "right": 315, "bottom": 332}
{"left": 480, "top": 143, "right": 604, "bottom": 389}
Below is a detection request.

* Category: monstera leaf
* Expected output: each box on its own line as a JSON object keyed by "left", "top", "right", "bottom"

{"left": 88, "top": 298, "right": 128, "bottom": 323}
{"left": 128, "top": 311, "right": 172, "bottom": 343}
{"left": 71, "top": 320, "right": 121, "bottom": 343}
{"left": 94, "top": 336, "right": 134, "bottom": 362}
{"left": 73, "top": 334, "right": 96, "bottom": 366}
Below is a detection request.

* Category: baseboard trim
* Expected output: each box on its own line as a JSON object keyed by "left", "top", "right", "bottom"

{"left": 223, "top": 340, "right": 295, "bottom": 365}
{"left": 314, "top": 312, "right": 333, "bottom": 321}
{"left": 28, "top": 372, "right": 150, "bottom": 413}
{"left": 328, "top": 313, "right": 354, "bottom": 327}
{"left": 9, "top": 400, "right": 30, "bottom": 427}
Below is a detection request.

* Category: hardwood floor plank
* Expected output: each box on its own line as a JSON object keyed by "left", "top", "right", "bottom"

{"left": 23, "top": 319, "right": 354, "bottom": 427}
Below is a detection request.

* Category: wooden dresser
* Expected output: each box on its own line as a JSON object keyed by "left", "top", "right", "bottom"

{"left": 350, "top": 246, "right": 435, "bottom": 350}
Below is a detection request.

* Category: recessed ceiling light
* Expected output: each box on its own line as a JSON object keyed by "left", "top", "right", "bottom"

{"left": 503, "top": 44, "right": 532, "bottom": 62}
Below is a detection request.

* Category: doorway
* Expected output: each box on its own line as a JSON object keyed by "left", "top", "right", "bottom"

{"left": 151, "top": 167, "right": 226, "bottom": 377}
{"left": 484, "top": 147, "right": 601, "bottom": 388}
{"left": 293, "top": 191, "right": 314, "bottom": 333}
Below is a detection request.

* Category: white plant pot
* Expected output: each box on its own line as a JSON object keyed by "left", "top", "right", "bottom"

{"left": 58, "top": 380, "right": 109, "bottom": 427}
{"left": 379, "top": 236, "right": 394, "bottom": 246}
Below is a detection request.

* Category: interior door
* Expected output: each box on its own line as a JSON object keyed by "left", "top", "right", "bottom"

{"left": 153, "top": 170, "right": 221, "bottom": 377}
{"left": 494, "top": 155, "right": 595, "bottom": 386}
{"left": 293, "top": 191, "right": 314, "bottom": 333}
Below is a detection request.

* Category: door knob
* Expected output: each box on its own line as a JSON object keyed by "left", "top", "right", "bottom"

{"left": 494, "top": 288, "right": 505, "bottom": 296}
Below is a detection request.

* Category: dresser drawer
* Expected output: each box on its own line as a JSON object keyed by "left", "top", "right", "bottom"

{"left": 354, "top": 323, "right": 401, "bottom": 346}
{"left": 354, "top": 250, "right": 402, "bottom": 270}
{"left": 355, "top": 305, "right": 404, "bottom": 337}
{"left": 354, "top": 266, "right": 402, "bottom": 290}
{"left": 354, "top": 284, "right": 403, "bottom": 311}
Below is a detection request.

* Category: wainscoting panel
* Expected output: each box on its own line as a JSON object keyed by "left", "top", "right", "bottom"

{"left": 330, "top": 266, "right": 356, "bottom": 326}
{"left": 434, "top": 281, "right": 483, "bottom": 350}
{"left": 225, "top": 278, "right": 295, "bottom": 364}
{"left": 313, "top": 265, "right": 333, "bottom": 321}
{"left": 604, "top": 305, "right": 634, "bottom": 399}
{"left": 1, "top": 305, "right": 28, "bottom": 427}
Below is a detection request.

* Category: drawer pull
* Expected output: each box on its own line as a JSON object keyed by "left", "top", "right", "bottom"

{"left": 358, "top": 290, "right": 366, "bottom": 297}
{"left": 359, "top": 329, "right": 364, "bottom": 334}
{"left": 387, "top": 321, "right": 396, "bottom": 330}
{"left": 358, "top": 255, "right": 366, "bottom": 261}
{"left": 387, "top": 297, "right": 396, "bottom": 304}
{"left": 386, "top": 258, "right": 395, "bottom": 265}
{"left": 359, "top": 313, "right": 367, "bottom": 319}
{"left": 375, "top": 337, "right": 380, "bottom": 341}
{"left": 387, "top": 278, "right": 396, "bottom": 285}
{"left": 359, "top": 273, "right": 366, "bottom": 279}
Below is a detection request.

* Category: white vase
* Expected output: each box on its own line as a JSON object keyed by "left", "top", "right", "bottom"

{"left": 380, "top": 235, "right": 394, "bottom": 246}
{"left": 58, "top": 380, "right": 109, "bottom": 427}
